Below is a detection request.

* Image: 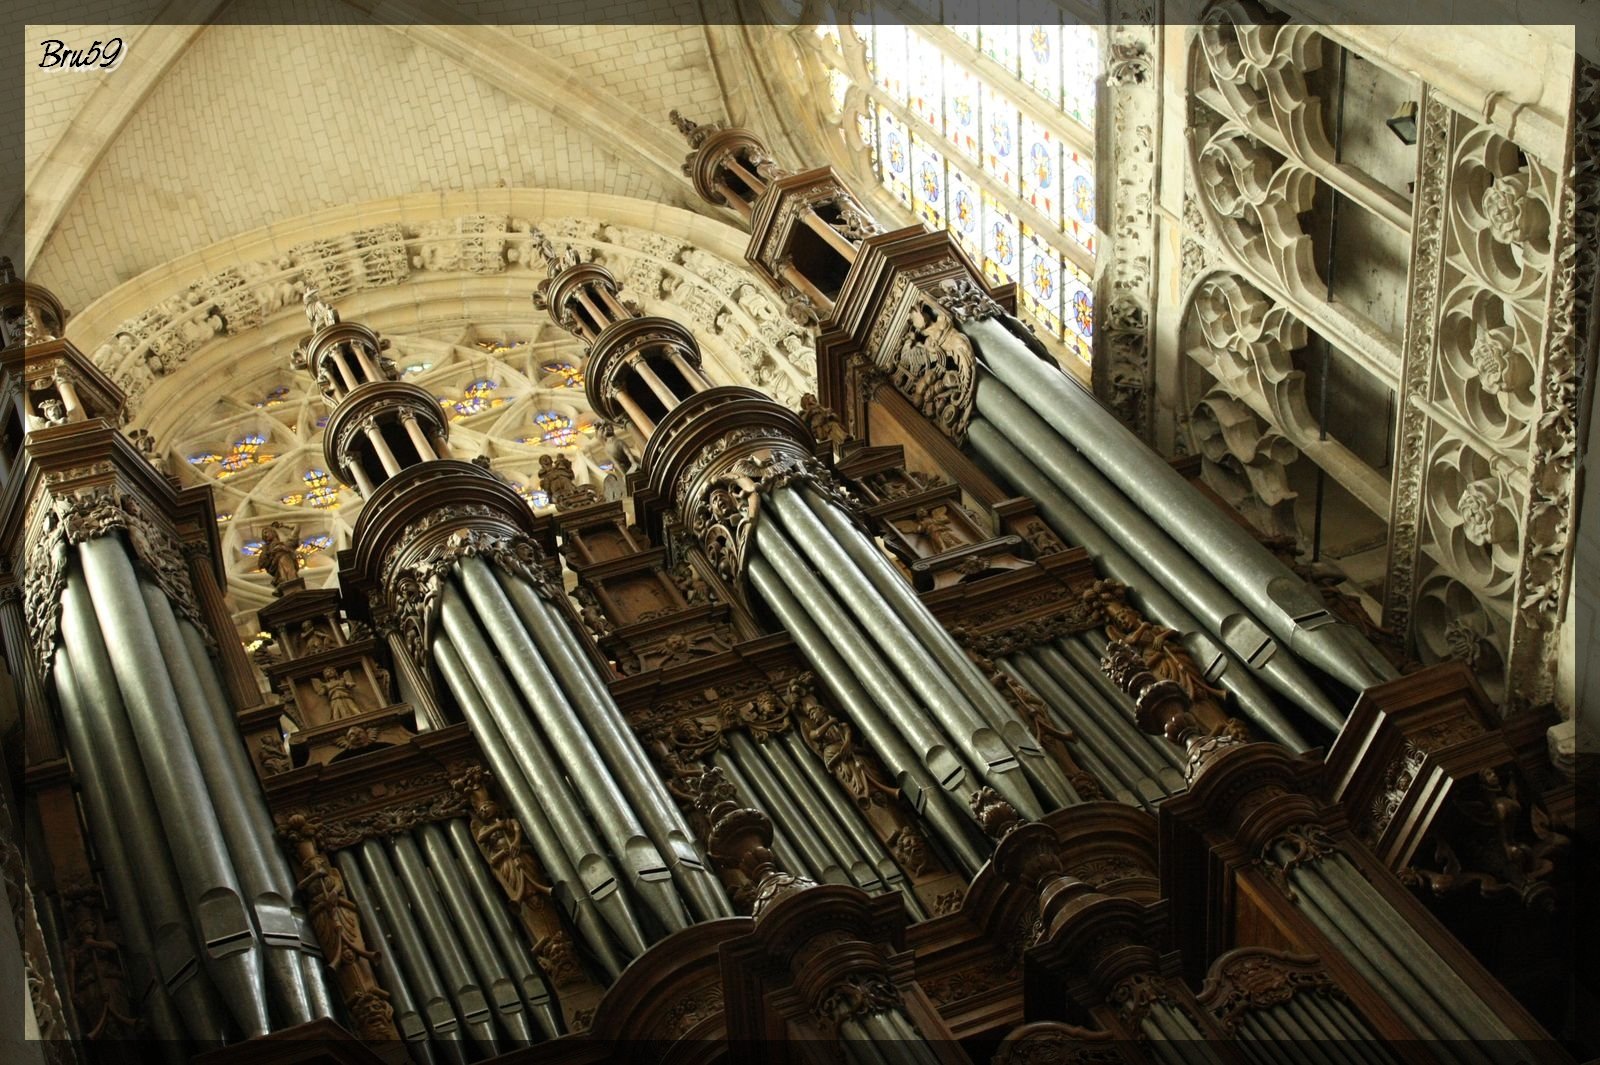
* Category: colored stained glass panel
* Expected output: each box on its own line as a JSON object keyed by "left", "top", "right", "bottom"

{"left": 981, "top": 190, "right": 1019, "bottom": 285}
{"left": 942, "top": 59, "right": 980, "bottom": 160}
{"left": 1021, "top": 116, "right": 1060, "bottom": 225}
{"left": 1020, "top": 18, "right": 1062, "bottom": 106}
{"left": 980, "top": 83, "right": 1019, "bottom": 191}
{"left": 1020, "top": 226, "right": 1063, "bottom": 338}
{"left": 910, "top": 134, "right": 946, "bottom": 228}
{"left": 1063, "top": 22, "right": 1098, "bottom": 128}
{"left": 878, "top": 109, "right": 912, "bottom": 208}
{"left": 870, "top": 22, "right": 909, "bottom": 104}
{"left": 946, "top": 164, "right": 982, "bottom": 256}
{"left": 1064, "top": 148, "right": 1096, "bottom": 253}
{"left": 907, "top": 35, "right": 943, "bottom": 129}
{"left": 1062, "top": 259, "right": 1094, "bottom": 364}
{"left": 446, "top": 378, "right": 505, "bottom": 417}
{"left": 979, "top": 9, "right": 1019, "bottom": 76}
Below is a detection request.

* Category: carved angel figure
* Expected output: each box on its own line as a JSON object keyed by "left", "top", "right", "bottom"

{"left": 256, "top": 523, "right": 302, "bottom": 590}
{"left": 312, "top": 667, "right": 363, "bottom": 720}
{"left": 893, "top": 506, "right": 959, "bottom": 555}
{"left": 302, "top": 288, "right": 339, "bottom": 331}
{"left": 790, "top": 680, "right": 896, "bottom": 806}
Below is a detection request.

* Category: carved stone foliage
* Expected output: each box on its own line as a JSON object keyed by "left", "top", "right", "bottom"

{"left": 1385, "top": 85, "right": 1570, "bottom": 707}
{"left": 1093, "top": 10, "right": 1161, "bottom": 439}
{"left": 1189, "top": 387, "right": 1301, "bottom": 541}
{"left": 87, "top": 216, "right": 817, "bottom": 418}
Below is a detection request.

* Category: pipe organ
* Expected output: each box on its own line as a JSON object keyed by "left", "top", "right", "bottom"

{"left": 0, "top": 98, "right": 1575, "bottom": 1065}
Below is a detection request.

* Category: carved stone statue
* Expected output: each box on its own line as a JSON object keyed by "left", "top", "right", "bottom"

{"left": 312, "top": 667, "right": 363, "bottom": 721}
{"left": 302, "top": 287, "right": 339, "bottom": 331}
{"left": 256, "top": 523, "right": 302, "bottom": 591}
{"left": 39, "top": 398, "right": 66, "bottom": 426}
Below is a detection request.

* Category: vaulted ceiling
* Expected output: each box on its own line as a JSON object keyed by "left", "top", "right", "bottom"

{"left": 15, "top": 2, "right": 825, "bottom": 314}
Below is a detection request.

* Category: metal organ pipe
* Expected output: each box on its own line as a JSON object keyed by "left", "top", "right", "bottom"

{"left": 453, "top": 556, "right": 692, "bottom": 938}
{"left": 50, "top": 639, "right": 207, "bottom": 1044}
{"left": 176, "top": 619, "right": 336, "bottom": 1019}
{"left": 432, "top": 597, "right": 645, "bottom": 968}
{"left": 414, "top": 823, "right": 536, "bottom": 1047}
{"left": 136, "top": 578, "right": 319, "bottom": 1028}
{"left": 71, "top": 538, "right": 272, "bottom": 1036}
{"left": 745, "top": 553, "right": 987, "bottom": 875}
{"left": 334, "top": 851, "right": 442, "bottom": 1065}
{"left": 962, "top": 417, "right": 1310, "bottom": 750}
{"left": 756, "top": 493, "right": 1045, "bottom": 818}
{"left": 970, "top": 379, "right": 1344, "bottom": 732}
{"left": 790, "top": 485, "right": 1081, "bottom": 808}
{"left": 441, "top": 819, "right": 562, "bottom": 1040}
{"left": 355, "top": 840, "right": 471, "bottom": 1059}
{"left": 385, "top": 833, "right": 501, "bottom": 1055}
{"left": 496, "top": 568, "right": 732, "bottom": 922}
{"left": 962, "top": 315, "right": 1398, "bottom": 697}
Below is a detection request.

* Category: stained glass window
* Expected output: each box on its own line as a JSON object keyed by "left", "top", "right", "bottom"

{"left": 1020, "top": 16, "right": 1062, "bottom": 107}
{"left": 979, "top": 14, "right": 1019, "bottom": 77}
{"left": 253, "top": 385, "right": 291, "bottom": 409}
{"left": 401, "top": 360, "right": 433, "bottom": 376}
{"left": 879, "top": 110, "right": 912, "bottom": 209}
{"left": 1021, "top": 225, "right": 1063, "bottom": 338}
{"left": 1021, "top": 116, "right": 1060, "bottom": 225}
{"left": 1064, "top": 148, "right": 1096, "bottom": 253}
{"left": 511, "top": 482, "right": 552, "bottom": 509}
{"left": 829, "top": 4, "right": 1101, "bottom": 373}
{"left": 1063, "top": 259, "right": 1095, "bottom": 364}
{"left": 516, "top": 411, "right": 597, "bottom": 448}
{"left": 981, "top": 83, "right": 1020, "bottom": 191}
{"left": 190, "top": 432, "right": 275, "bottom": 479}
{"left": 947, "top": 164, "right": 983, "bottom": 256}
{"left": 907, "top": 35, "right": 944, "bottom": 129}
{"left": 540, "top": 360, "right": 584, "bottom": 388}
{"left": 982, "top": 190, "right": 1019, "bottom": 285}
{"left": 911, "top": 134, "right": 947, "bottom": 229}
{"left": 239, "top": 532, "right": 334, "bottom": 566}
{"left": 474, "top": 339, "right": 528, "bottom": 356}
{"left": 278, "top": 468, "right": 340, "bottom": 509}
{"left": 1063, "top": 22, "right": 1098, "bottom": 128}
{"left": 871, "top": 22, "right": 909, "bottom": 103}
{"left": 445, "top": 379, "right": 505, "bottom": 418}
{"left": 828, "top": 67, "right": 851, "bottom": 118}
{"left": 942, "top": 59, "right": 981, "bottom": 160}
